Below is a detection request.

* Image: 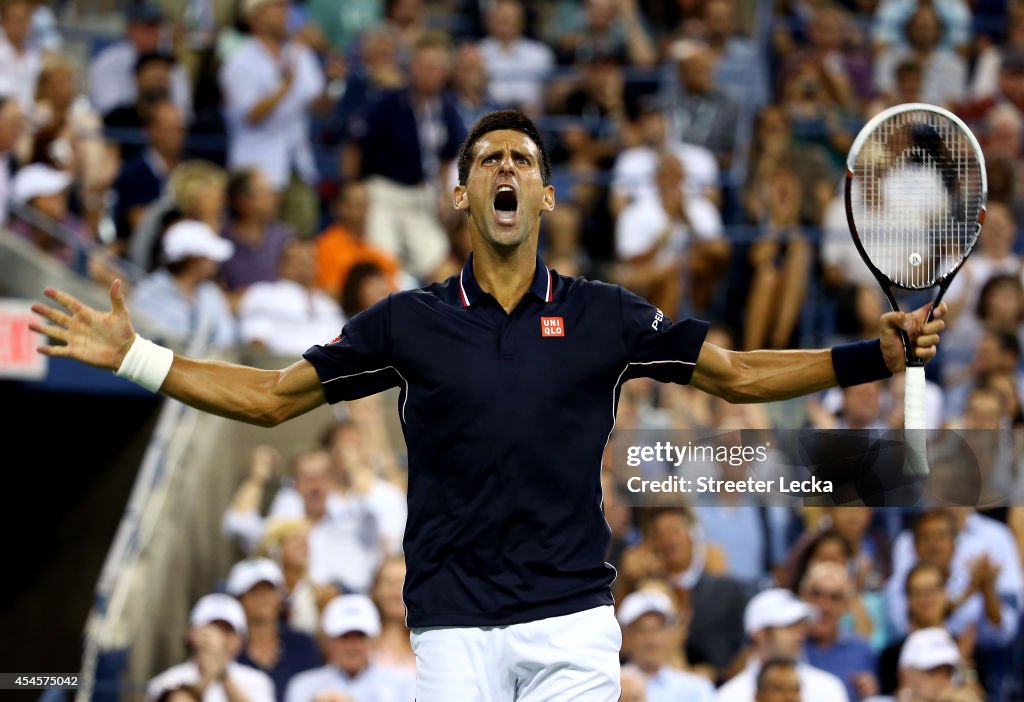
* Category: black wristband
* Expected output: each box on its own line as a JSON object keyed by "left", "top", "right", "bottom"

{"left": 831, "top": 338, "right": 893, "bottom": 388}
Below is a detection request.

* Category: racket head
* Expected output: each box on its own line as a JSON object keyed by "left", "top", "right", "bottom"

{"left": 845, "top": 103, "right": 987, "bottom": 293}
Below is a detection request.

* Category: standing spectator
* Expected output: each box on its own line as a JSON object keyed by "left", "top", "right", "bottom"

{"left": 872, "top": 0, "right": 971, "bottom": 53}
{"left": 219, "top": 0, "right": 325, "bottom": 239}
{"left": 715, "top": 588, "right": 849, "bottom": 702}
{"left": 874, "top": 5, "right": 968, "bottom": 107}
{"left": 478, "top": 0, "right": 554, "bottom": 115}
{"left": 283, "top": 595, "right": 415, "bottom": 702}
{"left": 220, "top": 168, "right": 295, "bottom": 295}
{"left": 103, "top": 52, "right": 179, "bottom": 160}
{"left": 238, "top": 239, "right": 345, "bottom": 356}
{"left": 799, "top": 562, "right": 878, "bottom": 701}
{"left": 0, "top": 95, "right": 25, "bottom": 226}
{"left": 130, "top": 220, "right": 238, "bottom": 348}
{"left": 617, "top": 588, "right": 716, "bottom": 702}
{"left": 701, "top": 0, "right": 767, "bottom": 108}
{"left": 227, "top": 559, "right": 323, "bottom": 702}
{"left": 314, "top": 179, "right": 400, "bottom": 300}
{"left": 111, "top": 100, "right": 185, "bottom": 242}
{"left": 88, "top": 3, "right": 192, "bottom": 119}
{"left": 666, "top": 41, "right": 740, "bottom": 169}
{"left": 755, "top": 659, "right": 803, "bottom": 702}
{"left": 348, "top": 34, "right": 465, "bottom": 280}
{"left": 371, "top": 555, "right": 414, "bottom": 671}
{"left": 0, "top": 0, "right": 44, "bottom": 109}
{"left": 450, "top": 43, "right": 498, "bottom": 133}
{"left": 548, "top": 0, "right": 657, "bottom": 68}
{"left": 146, "top": 594, "right": 275, "bottom": 702}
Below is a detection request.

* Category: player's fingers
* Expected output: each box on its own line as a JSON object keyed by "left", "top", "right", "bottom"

{"left": 109, "top": 279, "right": 128, "bottom": 316}
{"left": 29, "top": 322, "right": 68, "bottom": 343}
{"left": 932, "top": 301, "right": 947, "bottom": 319}
{"left": 915, "top": 333, "right": 940, "bottom": 348}
{"left": 914, "top": 346, "right": 937, "bottom": 360}
{"left": 37, "top": 343, "right": 69, "bottom": 357}
{"left": 44, "top": 287, "right": 86, "bottom": 314}
{"left": 31, "top": 303, "right": 71, "bottom": 328}
{"left": 921, "top": 318, "right": 945, "bottom": 335}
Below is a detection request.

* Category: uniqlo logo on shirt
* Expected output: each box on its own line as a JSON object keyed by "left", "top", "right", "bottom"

{"left": 541, "top": 317, "right": 564, "bottom": 337}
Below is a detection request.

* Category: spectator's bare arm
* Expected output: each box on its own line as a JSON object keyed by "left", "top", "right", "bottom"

{"left": 618, "top": 0, "right": 657, "bottom": 67}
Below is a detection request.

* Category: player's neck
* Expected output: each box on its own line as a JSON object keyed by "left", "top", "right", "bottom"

{"left": 472, "top": 243, "right": 537, "bottom": 314}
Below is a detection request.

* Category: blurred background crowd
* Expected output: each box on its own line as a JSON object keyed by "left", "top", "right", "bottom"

{"left": 7, "top": 0, "right": 1024, "bottom": 700}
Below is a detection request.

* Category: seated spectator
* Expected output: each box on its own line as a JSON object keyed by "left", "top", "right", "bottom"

{"left": 821, "top": 190, "right": 885, "bottom": 339}
{"left": 865, "top": 628, "right": 982, "bottom": 702}
{"left": 111, "top": 100, "right": 185, "bottom": 242}
{"left": 866, "top": 59, "right": 925, "bottom": 116}
{"left": 946, "top": 203, "right": 1020, "bottom": 327}
{"left": 878, "top": 562, "right": 952, "bottom": 695}
{"left": 0, "top": 95, "right": 24, "bottom": 226}
{"left": 371, "top": 555, "right": 414, "bottom": 672}
{"left": 0, "top": 0, "right": 45, "bottom": 109}
{"left": 945, "top": 328, "right": 1022, "bottom": 421}
{"left": 146, "top": 594, "right": 274, "bottom": 702}
{"left": 220, "top": 168, "right": 295, "bottom": 295}
{"left": 347, "top": 34, "right": 465, "bottom": 280}
{"left": 548, "top": 0, "right": 656, "bottom": 68}
{"left": 614, "top": 152, "right": 728, "bottom": 317}
{"left": 871, "top": 0, "right": 971, "bottom": 53}
{"left": 666, "top": 40, "right": 740, "bottom": 169}
{"left": 339, "top": 260, "right": 397, "bottom": 318}
{"left": 611, "top": 98, "right": 719, "bottom": 216}
{"left": 378, "top": 0, "right": 428, "bottom": 65}
{"left": 716, "top": 588, "right": 849, "bottom": 702}
{"left": 219, "top": 0, "right": 326, "bottom": 239}
{"left": 131, "top": 220, "right": 237, "bottom": 348}
{"left": 478, "top": 0, "right": 554, "bottom": 114}
{"left": 779, "top": 5, "right": 870, "bottom": 110}
{"left": 103, "top": 51, "right": 179, "bottom": 161}
{"left": 971, "top": 10, "right": 1024, "bottom": 100}
{"left": 314, "top": 179, "right": 400, "bottom": 299}
{"left": 873, "top": 4, "right": 967, "bottom": 107}
{"left": 743, "top": 168, "right": 811, "bottom": 350}
{"left": 701, "top": 0, "right": 768, "bottom": 108}
{"left": 620, "top": 506, "right": 749, "bottom": 682}
{"left": 620, "top": 664, "right": 650, "bottom": 702}
{"left": 450, "top": 43, "right": 498, "bottom": 130}
{"left": 238, "top": 239, "right": 345, "bottom": 356}
{"left": 753, "top": 658, "right": 803, "bottom": 702}
{"left": 283, "top": 595, "right": 415, "bottom": 702}
{"left": 227, "top": 559, "right": 323, "bottom": 702}
{"left": 259, "top": 516, "right": 331, "bottom": 636}
{"left": 799, "top": 562, "right": 878, "bottom": 701}
{"left": 617, "top": 588, "right": 716, "bottom": 702}
{"left": 88, "top": 3, "right": 191, "bottom": 119}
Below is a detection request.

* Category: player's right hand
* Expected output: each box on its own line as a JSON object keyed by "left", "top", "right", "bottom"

{"left": 30, "top": 279, "right": 136, "bottom": 371}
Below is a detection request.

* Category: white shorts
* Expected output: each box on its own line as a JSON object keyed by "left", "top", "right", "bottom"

{"left": 410, "top": 605, "right": 622, "bottom": 702}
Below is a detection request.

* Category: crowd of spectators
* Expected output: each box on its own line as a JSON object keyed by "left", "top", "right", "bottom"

{"left": 8, "top": 0, "right": 1024, "bottom": 700}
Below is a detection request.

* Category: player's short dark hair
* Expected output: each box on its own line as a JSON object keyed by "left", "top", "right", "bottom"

{"left": 756, "top": 658, "right": 798, "bottom": 691}
{"left": 456, "top": 109, "right": 551, "bottom": 186}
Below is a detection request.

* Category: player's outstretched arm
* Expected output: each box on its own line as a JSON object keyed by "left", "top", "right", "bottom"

{"left": 30, "top": 281, "right": 326, "bottom": 427}
{"left": 691, "top": 302, "right": 945, "bottom": 404}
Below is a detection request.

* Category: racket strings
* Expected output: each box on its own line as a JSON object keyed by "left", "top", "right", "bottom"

{"left": 851, "top": 109, "right": 983, "bottom": 290}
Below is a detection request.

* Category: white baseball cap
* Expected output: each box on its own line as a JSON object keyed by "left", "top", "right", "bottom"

{"left": 190, "top": 593, "right": 247, "bottom": 635}
{"left": 744, "top": 588, "right": 814, "bottom": 635}
{"left": 899, "top": 628, "right": 961, "bottom": 671}
{"left": 12, "top": 163, "right": 71, "bottom": 205}
{"left": 226, "top": 558, "right": 284, "bottom": 597}
{"left": 616, "top": 589, "right": 676, "bottom": 627}
{"left": 162, "top": 220, "right": 234, "bottom": 263}
{"left": 322, "top": 594, "right": 381, "bottom": 638}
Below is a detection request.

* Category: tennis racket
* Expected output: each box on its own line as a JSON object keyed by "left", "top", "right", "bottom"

{"left": 845, "top": 103, "right": 987, "bottom": 475}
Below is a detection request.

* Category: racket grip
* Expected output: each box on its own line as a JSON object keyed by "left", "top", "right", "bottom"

{"left": 904, "top": 366, "right": 929, "bottom": 476}
{"left": 904, "top": 366, "right": 926, "bottom": 430}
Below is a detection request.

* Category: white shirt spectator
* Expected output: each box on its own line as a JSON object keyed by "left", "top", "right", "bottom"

{"left": 131, "top": 270, "right": 238, "bottom": 349}
{"left": 284, "top": 663, "right": 415, "bottom": 702}
{"left": 873, "top": 0, "right": 972, "bottom": 50}
{"left": 615, "top": 193, "right": 723, "bottom": 261}
{"left": 239, "top": 279, "right": 345, "bottom": 356}
{"left": 146, "top": 661, "right": 274, "bottom": 702}
{"left": 647, "top": 666, "right": 716, "bottom": 702}
{"left": 220, "top": 39, "right": 324, "bottom": 190}
{"left": 715, "top": 661, "right": 849, "bottom": 702}
{"left": 478, "top": 36, "right": 554, "bottom": 112}
{"left": 87, "top": 40, "right": 193, "bottom": 118}
{"left": 0, "top": 35, "right": 42, "bottom": 109}
{"left": 612, "top": 141, "right": 719, "bottom": 204}
{"left": 874, "top": 48, "right": 967, "bottom": 105}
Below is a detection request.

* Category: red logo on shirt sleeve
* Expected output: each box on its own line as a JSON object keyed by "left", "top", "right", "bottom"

{"left": 541, "top": 317, "right": 565, "bottom": 337}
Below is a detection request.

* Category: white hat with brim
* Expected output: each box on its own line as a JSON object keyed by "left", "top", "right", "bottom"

{"left": 12, "top": 164, "right": 72, "bottom": 205}
{"left": 744, "top": 588, "right": 814, "bottom": 636}
{"left": 616, "top": 589, "right": 676, "bottom": 627}
{"left": 899, "top": 628, "right": 962, "bottom": 671}
{"left": 189, "top": 593, "right": 247, "bottom": 636}
{"left": 226, "top": 558, "right": 284, "bottom": 597}
{"left": 322, "top": 594, "right": 381, "bottom": 638}
{"left": 162, "top": 220, "right": 234, "bottom": 263}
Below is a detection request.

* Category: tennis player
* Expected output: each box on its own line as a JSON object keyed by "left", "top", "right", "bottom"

{"left": 31, "top": 110, "right": 945, "bottom": 701}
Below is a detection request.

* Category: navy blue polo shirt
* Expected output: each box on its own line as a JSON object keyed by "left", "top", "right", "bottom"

{"left": 302, "top": 255, "right": 709, "bottom": 627}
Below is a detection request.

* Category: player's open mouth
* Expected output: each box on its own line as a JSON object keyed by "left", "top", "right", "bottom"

{"left": 493, "top": 185, "right": 519, "bottom": 226}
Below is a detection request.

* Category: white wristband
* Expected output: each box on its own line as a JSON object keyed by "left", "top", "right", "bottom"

{"left": 114, "top": 333, "right": 174, "bottom": 392}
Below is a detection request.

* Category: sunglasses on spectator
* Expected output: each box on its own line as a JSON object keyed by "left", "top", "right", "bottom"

{"left": 807, "top": 587, "right": 844, "bottom": 602}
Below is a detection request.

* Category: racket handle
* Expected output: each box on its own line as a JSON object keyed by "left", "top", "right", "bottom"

{"left": 904, "top": 366, "right": 929, "bottom": 476}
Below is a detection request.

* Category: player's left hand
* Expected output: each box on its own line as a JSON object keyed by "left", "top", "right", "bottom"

{"left": 880, "top": 301, "right": 946, "bottom": 373}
